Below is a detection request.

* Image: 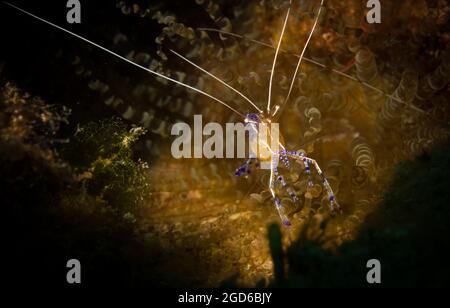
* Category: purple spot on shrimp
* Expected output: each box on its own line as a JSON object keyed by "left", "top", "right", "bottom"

{"left": 246, "top": 113, "right": 261, "bottom": 123}
{"left": 283, "top": 219, "right": 292, "bottom": 227}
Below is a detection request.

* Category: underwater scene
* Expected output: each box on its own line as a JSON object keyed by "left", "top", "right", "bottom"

{"left": 1, "top": 0, "right": 450, "bottom": 289}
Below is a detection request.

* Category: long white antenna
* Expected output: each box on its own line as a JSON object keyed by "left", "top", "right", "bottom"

{"left": 284, "top": 0, "right": 325, "bottom": 108}
{"left": 169, "top": 49, "right": 263, "bottom": 113}
{"left": 267, "top": 1, "right": 292, "bottom": 114}
{"left": 195, "top": 28, "right": 428, "bottom": 117}
{"left": 3, "top": 1, "right": 245, "bottom": 118}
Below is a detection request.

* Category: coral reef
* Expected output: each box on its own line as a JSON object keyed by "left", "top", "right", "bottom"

{"left": 1, "top": 0, "right": 450, "bottom": 287}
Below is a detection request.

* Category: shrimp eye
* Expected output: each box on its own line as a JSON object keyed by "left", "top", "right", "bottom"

{"left": 246, "top": 113, "right": 260, "bottom": 123}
